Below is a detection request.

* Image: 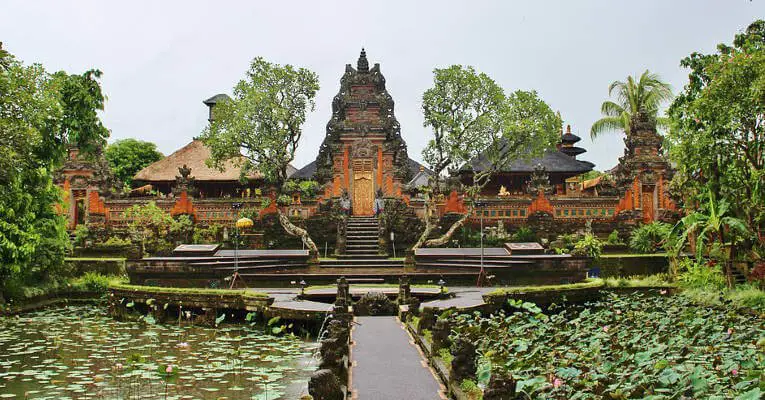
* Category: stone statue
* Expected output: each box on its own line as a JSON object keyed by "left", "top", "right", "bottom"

{"left": 308, "top": 369, "right": 344, "bottom": 400}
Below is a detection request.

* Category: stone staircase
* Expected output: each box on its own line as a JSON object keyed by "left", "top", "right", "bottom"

{"left": 344, "top": 216, "right": 381, "bottom": 256}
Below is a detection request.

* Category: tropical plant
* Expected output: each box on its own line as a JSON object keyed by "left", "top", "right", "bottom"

{"left": 590, "top": 70, "right": 673, "bottom": 139}
{"left": 512, "top": 227, "right": 537, "bottom": 242}
{"left": 668, "top": 19, "right": 765, "bottom": 238}
{"left": 606, "top": 229, "right": 623, "bottom": 245}
{"left": 629, "top": 222, "right": 672, "bottom": 253}
{"left": 123, "top": 201, "right": 176, "bottom": 256}
{"left": 415, "top": 65, "right": 561, "bottom": 249}
{"left": 676, "top": 258, "right": 726, "bottom": 290}
{"left": 201, "top": 57, "right": 320, "bottom": 254}
{"left": 571, "top": 233, "right": 604, "bottom": 259}
{"left": 672, "top": 191, "right": 751, "bottom": 287}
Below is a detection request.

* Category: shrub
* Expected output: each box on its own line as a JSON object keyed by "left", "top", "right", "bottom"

{"left": 727, "top": 284, "right": 765, "bottom": 311}
{"left": 511, "top": 226, "right": 537, "bottom": 242}
{"left": 459, "top": 379, "right": 482, "bottom": 400}
{"left": 606, "top": 229, "right": 623, "bottom": 245}
{"left": 677, "top": 258, "right": 726, "bottom": 290}
{"left": 73, "top": 224, "right": 90, "bottom": 246}
{"left": 571, "top": 233, "right": 603, "bottom": 259}
{"left": 99, "top": 236, "right": 132, "bottom": 247}
{"left": 77, "top": 272, "right": 111, "bottom": 294}
{"left": 629, "top": 222, "right": 672, "bottom": 253}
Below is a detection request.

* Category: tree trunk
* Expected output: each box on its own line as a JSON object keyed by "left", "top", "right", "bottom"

{"left": 277, "top": 211, "right": 319, "bottom": 255}
{"left": 423, "top": 212, "right": 469, "bottom": 247}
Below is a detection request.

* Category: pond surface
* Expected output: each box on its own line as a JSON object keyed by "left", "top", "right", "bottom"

{"left": 0, "top": 305, "right": 317, "bottom": 399}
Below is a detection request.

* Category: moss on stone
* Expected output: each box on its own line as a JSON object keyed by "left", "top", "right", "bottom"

{"left": 486, "top": 278, "right": 604, "bottom": 297}
{"left": 109, "top": 283, "right": 269, "bottom": 298}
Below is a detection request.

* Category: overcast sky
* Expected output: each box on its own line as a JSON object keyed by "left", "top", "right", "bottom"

{"left": 2, "top": 1, "right": 762, "bottom": 171}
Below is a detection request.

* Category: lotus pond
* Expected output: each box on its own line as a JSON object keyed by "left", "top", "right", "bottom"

{"left": 0, "top": 305, "right": 317, "bottom": 399}
{"left": 447, "top": 291, "right": 765, "bottom": 399}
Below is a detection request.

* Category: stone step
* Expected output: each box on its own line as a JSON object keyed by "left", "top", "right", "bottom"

{"left": 346, "top": 250, "right": 380, "bottom": 255}
{"left": 346, "top": 238, "right": 378, "bottom": 243}
{"left": 338, "top": 254, "right": 390, "bottom": 259}
{"left": 346, "top": 245, "right": 379, "bottom": 250}
{"left": 347, "top": 228, "right": 378, "bottom": 233}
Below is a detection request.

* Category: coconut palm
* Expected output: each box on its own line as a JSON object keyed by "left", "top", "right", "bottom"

{"left": 590, "top": 70, "right": 673, "bottom": 139}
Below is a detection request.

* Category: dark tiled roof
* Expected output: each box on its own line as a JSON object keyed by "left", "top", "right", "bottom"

{"left": 291, "top": 157, "right": 431, "bottom": 179}
{"left": 561, "top": 132, "right": 582, "bottom": 145}
{"left": 560, "top": 146, "right": 587, "bottom": 157}
{"left": 203, "top": 93, "right": 231, "bottom": 106}
{"left": 464, "top": 149, "right": 595, "bottom": 174}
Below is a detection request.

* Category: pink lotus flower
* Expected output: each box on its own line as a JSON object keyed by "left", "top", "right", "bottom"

{"left": 165, "top": 365, "right": 173, "bottom": 373}
{"left": 115, "top": 363, "right": 123, "bottom": 370}
{"left": 615, "top": 310, "right": 622, "bottom": 315}
{"left": 727, "top": 328, "right": 734, "bottom": 335}
{"left": 553, "top": 378, "right": 563, "bottom": 388}
{"left": 660, "top": 290, "right": 667, "bottom": 295}
{"left": 176, "top": 342, "right": 190, "bottom": 349}
{"left": 731, "top": 368, "right": 738, "bottom": 376}
{"left": 603, "top": 325, "right": 610, "bottom": 333}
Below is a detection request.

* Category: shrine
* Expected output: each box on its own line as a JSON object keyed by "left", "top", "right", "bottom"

{"left": 292, "top": 49, "right": 426, "bottom": 215}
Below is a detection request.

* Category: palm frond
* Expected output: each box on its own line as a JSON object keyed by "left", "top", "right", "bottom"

{"left": 600, "top": 101, "right": 625, "bottom": 117}
{"left": 590, "top": 117, "right": 625, "bottom": 139}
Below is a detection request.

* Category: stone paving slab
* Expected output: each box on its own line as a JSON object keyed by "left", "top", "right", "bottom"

{"left": 420, "top": 287, "right": 492, "bottom": 311}
{"left": 351, "top": 316, "right": 445, "bottom": 400}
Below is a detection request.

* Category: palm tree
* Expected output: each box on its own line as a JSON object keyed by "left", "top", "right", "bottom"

{"left": 590, "top": 70, "right": 673, "bottom": 139}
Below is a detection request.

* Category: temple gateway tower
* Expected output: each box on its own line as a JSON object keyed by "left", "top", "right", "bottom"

{"left": 294, "top": 49, "right": 416, "bottom": 216}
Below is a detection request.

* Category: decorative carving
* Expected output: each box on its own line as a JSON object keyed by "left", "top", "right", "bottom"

{"left": 526, "top": 164, "right": 552, "bottom": 195}
{"left": 451, "top": 338, "right": 477, "bottom": 382}
{"left": 173, "top": 164, "right": 197, "bottom": 196}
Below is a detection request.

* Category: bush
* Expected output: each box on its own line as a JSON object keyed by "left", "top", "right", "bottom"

{"left": 571, "top": 233, "right": 603, "bottom": 259}
{"left": 75, "top": 272, "right": 111, "bottom": 294}
{"left": 99, "top": 236, "right": 132, "bottom": 248}
{"left": 677, "top": 258, "right": 726, "bottom": 290}
{"left": 73, "top": 224, "right": 90, "bottom": 246}
{"left": 511, "top": 226, "right": 536, "bottom": 242}
{"left": 606, "top": 230, "right": 623, "bottom": 245}
{"left": 629, "top": 222, "right": 672, "bottom": 253}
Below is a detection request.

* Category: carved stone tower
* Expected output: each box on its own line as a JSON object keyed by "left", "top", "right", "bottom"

{"left": 314, "top": 49, "right": 412, "bottom": 216}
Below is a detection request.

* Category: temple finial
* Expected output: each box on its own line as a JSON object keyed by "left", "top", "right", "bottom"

{"left": 566, "top": 124, "right": 571, "bottom": 134}
{"left": 357, "top": 48, "right": 369, "bottom": 72}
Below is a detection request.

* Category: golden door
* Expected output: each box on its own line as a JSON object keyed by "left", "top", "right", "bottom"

{"left": 352, "top": 159, "right": 374, "bottom": 216}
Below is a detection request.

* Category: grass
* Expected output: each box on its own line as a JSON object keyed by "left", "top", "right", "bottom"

{"left": 437, "top": 347, "right": 454, "bottom": 366}
{"left": 2, "top": 275, "right": 127, "bottom": 302}
{"left": 65, "top": 257, "right": 127, "bottom": 261}
{"left": 108, "top": 283, "right": 269, "bottom": 298}
{"left": 486, "top": 278, "right": 604, "bottom": 297}
{"left": 682, "top": 284, "right": 765, "bottom": 313}
{"left": 603, "top": 274, "right": 675, "bottom": 288}
{"left": 601, "top": 253, "right": 669, "bottom": 258}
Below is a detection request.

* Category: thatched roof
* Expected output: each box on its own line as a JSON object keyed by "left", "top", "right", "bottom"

{"left": 134, "top": 140, "right": 279, "bottom": 182}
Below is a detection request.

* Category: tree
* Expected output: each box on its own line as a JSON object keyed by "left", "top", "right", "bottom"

{"left": 105, "top": 138, "right": 163, "bottom": 185}
{"left": 667, "top": 19, "right": 765, "bottom": 239}
{"left": 123, "top": 201, "right": 176, "bottom": 257}
{"left": 414, "top": 65, "right": 561, "bottom": 249}
{"left": 0, "top": 43, "right": 108, "bottom": 298}
{"left": 200, "top": 57, "right": 320, "bottom": 254}
{"left": 590, "top": 70, "right": 673, "bottom": 139}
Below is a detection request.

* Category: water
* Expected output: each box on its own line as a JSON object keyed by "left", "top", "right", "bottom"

{"left": 0, "top": 305, "right": 317, "bottom": 399}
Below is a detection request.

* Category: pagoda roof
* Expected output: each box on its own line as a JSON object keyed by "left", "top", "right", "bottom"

{"left": 463, "top": 148, "right": 595, "bottom": 174}
{"left": 134, "top": 140, "right": 295, "bottom": 182}
{"left": 560, "top": 124, "right": 582, "bottom": 145}
{"left": 202, "top": 93, "right": 231, "bottom": 106}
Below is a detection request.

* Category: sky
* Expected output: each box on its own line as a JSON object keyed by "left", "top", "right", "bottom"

{"left": 1, "top": 1, "right": 762, "bottom": 171}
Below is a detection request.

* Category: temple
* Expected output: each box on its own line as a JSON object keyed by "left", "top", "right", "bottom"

{"left": 56, "top": 49, "right": 679, "bottom": 244}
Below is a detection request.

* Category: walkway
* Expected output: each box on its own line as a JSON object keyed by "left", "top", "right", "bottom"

{"left": 351, "top": 316, "right": 445, "bottom": 400}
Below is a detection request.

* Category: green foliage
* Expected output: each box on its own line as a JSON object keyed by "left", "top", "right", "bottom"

{"left": 0, "top": 45, "right": 108, "bottom": 298}
{"left": 511, "top": 226, "right": 537, "bottom": 243}
{"left": 123, "top": 202, "right": 176, "bottom": 256}
{"left": 590, "top": 70, "right": 673, "bottom": 139}
{"left": 606, "top": 230, "right": 623, "bottom": 245}
{"left": 446, "top": 291, "right": 764, "bottom": 399}
{"left": 192, "top": 223, "right": 224, "bottom": 244}
{"left": 416, "top": 64, "right": 561, "bottom": 248}
{"left": 105, "top": 138, "right": 163, "bottom": 185}
{"left": 571, "top": 233, "right": 604, "bottom": 259}
{"left": 603, "top": 274, "right": 674, "bottom": 288}
{"left": 201, "top": 57, "right": 319, "bottom": 187}
{"left": 630, "top": 222, "right": 673, "bottom": 254}
{"left": 73, "top": 224, "right": 90, "bottom": 247}
{"left": 668, "top": 20, "right": 765, "bottom": 240}
{"left": 77, "top": 271, "right": 111, "bottom": 294}
{"left": 676, "top": 258, "right": 727, "bottom": 290}
{"left": 98, "top": 236, "right": 132, "bottom": 248}
{"left": 459, "top": 379, "right": 483, "bottom": 400}
{"left": 438, "top": 347, "right": 454, "bottom": 366}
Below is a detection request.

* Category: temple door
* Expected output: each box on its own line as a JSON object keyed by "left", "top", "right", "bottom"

{"left": 642, "top": 185, "right": 655, "bottom": 223}
{"left": 352, "top": 159, "right": 374, "bottom": 216}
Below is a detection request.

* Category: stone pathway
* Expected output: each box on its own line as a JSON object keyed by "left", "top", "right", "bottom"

{"left": 351, "top": 316, "right": 445, "bottom": 400}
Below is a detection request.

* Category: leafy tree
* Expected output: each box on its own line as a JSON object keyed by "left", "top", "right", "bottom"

{"left": 105, "top": 138, "right": 163, "bottom": 185}
{"left": 200, "top": 57, "right": 320, "bottom": 254}
{"left": 414, "top": 65, "right": 561, "bottom": 249}
{"left": 667, "top": 20, "right": 765, "bottom": 237}
{"left": 590, "top": 70, "right": 673, "bottom": 139}
{"left": 0, "top": 44, "right": 107, "bottom": 298}
{"left": 123, "top": 202, "right": 176, "bottom": 256}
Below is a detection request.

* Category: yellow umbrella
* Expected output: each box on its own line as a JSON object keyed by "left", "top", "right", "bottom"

{"left": 236, "top": 217, "right": 254, "bottom": 229}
